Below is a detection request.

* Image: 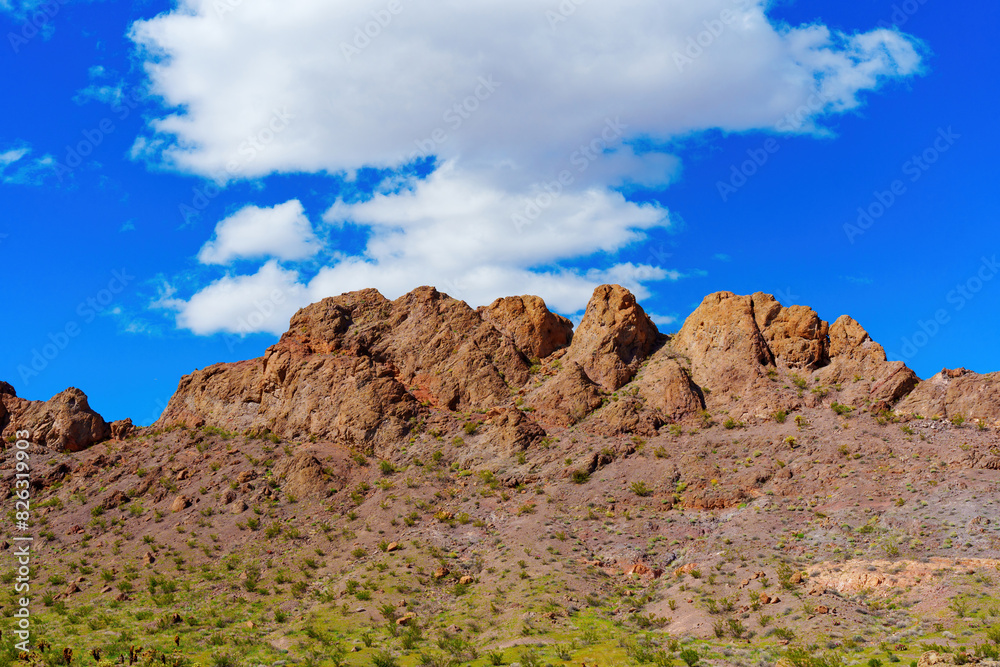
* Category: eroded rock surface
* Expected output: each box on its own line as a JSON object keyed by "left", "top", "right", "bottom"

{"left": 1, "top": 386, "right": 111, "bottom": 452}
{"left": 477, "top": 295, "right": 573, "bottom": 359}
{"left": 564, "top": 284, "right": 660, "bottom": 391}
{"left": 897, "top": 368, "right": 1000, "bottom": 423}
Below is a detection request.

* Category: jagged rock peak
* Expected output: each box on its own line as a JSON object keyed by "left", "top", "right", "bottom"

{"left": 477, "top": 295, "right": 573, "bottom": 360}
{"left": 672, "top": 291, "right": 919, "bottom": 412}
{"left": 564, "top": 284, "right": 660, "bottom": 391}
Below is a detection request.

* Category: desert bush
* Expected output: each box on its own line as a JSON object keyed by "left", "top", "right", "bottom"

{"left": 630, "top": 481, "right": 653, "bottom": 497}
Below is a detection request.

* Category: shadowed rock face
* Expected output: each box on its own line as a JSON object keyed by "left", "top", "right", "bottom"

{"left": 0, "top": 387, "right": 111, "bottom": 452}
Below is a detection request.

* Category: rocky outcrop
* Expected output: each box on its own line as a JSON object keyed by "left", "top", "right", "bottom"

{"left": 1, "top": 386, "right": 111, "bottom": 452}
{"left": 371, "top": 287, "right": 531, "bottom": 409}
{"left": 528, "top": 362, "right": 604, "bottom": 427}
{"left": 672, "top": 291, "right": 774, "bottom": 394}
{"left": 151, "top": 284, "right": 985, "bottom": 455}
{"left": 481, "top": 407, "right": 545, "bottom": 457}
{"left": 672, "top": 292, "right": 920, "bottom": 416}
{"left": 814, "top": 316, "right": 919, "bottom": 405}
{"left": 670, "top": 292, "right": 788, "bottom": 418}
{"left": 477, "top": 295, "right": 573, "bottom": 359}
{"left": 634, "top": 353, "right": 705, "bottom": 420}
{"left": 896, "top": 368, "right": 1000, "bottom": 423}
{"left": 564, "top": 285, "right": 660, "bottom": 391}
{"left": 752, "top": 292, "right": 829, "bottom": 369}
{"left": 156, "top": 287, "right": 536, "bottom": 457}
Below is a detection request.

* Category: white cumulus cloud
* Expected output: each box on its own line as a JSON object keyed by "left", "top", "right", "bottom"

{"left": 130, "top": 0, "right": 927, "bottom": 335}
{"left": 157, "top": 260, "right": 310, "bottom": 336}
{"left": 197, "top": 200, "right": 320, "bottom": 265}
{"left": 129, "top": 0, "right": 924, "bottom": 185}
{"left": 307, "top": 163, "right": 677, "bottom": 313}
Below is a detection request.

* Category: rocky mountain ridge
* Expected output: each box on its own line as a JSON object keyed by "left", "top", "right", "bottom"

{"left": 3, "top": 285, "right": 998, "bottom": 453}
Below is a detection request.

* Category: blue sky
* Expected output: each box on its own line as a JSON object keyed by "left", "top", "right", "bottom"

{"left": 2, "top": 0, "right": 997, "bottom": 423}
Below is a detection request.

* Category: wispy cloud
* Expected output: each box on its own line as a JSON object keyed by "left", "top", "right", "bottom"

{"left": 0, "top": 144, "right": 54, "bottom": 185}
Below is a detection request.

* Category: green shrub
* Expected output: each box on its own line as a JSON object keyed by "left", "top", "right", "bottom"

{"left": 831, "top": 402, "right": 853, "bottom": 416}
{"left": 680, "top": 648, "right": 700, "bottom": 667}
{"left": 630, "top": 481, "right": 653, "bottom": 497}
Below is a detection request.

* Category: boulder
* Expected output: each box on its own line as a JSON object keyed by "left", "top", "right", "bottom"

{"left": 274, "top": 453, "right": 342, "bottom": 499}
{"left": 110, "top": 418, "right": 134, "bottom": 440}
{"left": 1, "top": 387, "right": 111, "bottom": 452}
{"left": 634, "top": 353, "right": 705, "bottom": 420}
{"left": 170, "top": 495, "right": 191, "bottom": 513}
{"left": 918, "top": 652, "right": 955, "bottom": 667}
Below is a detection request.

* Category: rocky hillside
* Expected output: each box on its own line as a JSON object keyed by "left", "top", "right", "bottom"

{"left": 2, "top": 286, "right": 1000, "bottom": 667}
